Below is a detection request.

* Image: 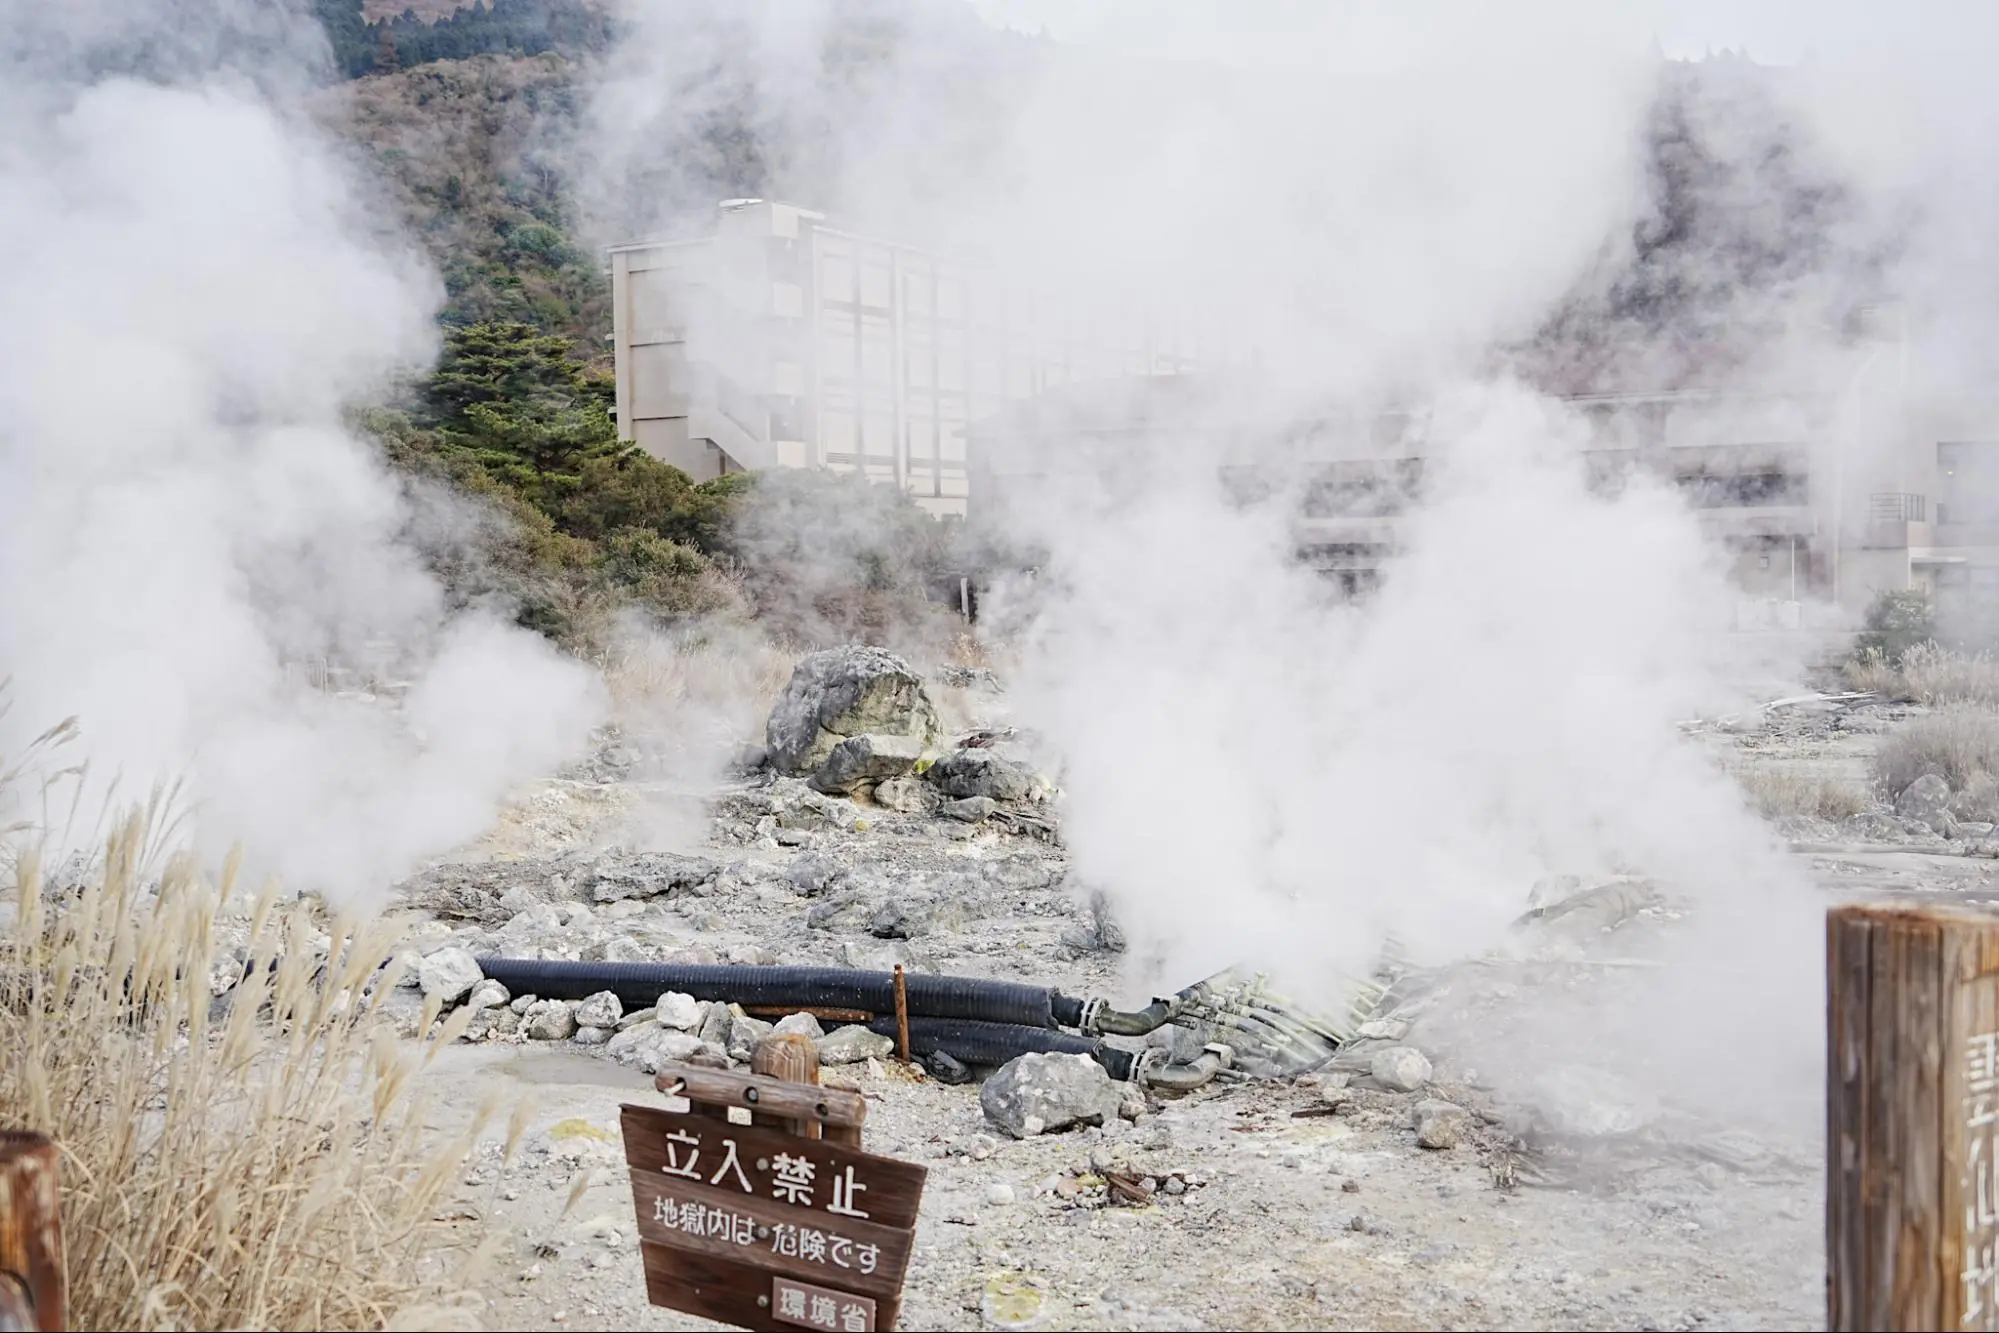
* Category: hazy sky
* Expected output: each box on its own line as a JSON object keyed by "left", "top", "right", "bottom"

{"left": 966, "top": 0, "right": 1900, "bottom": 70}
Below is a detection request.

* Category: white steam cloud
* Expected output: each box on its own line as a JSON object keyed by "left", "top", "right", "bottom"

{"left": 0, "top": 4, "right": 606, "bottom": 903}
{"left": 576, "top": 0, "right": 1999, "bottom": 1126}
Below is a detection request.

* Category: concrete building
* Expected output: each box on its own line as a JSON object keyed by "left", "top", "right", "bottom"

{"left": 607, "top": 200, "right": 1224, "bottom": 515}
{"left": 966, "top": 317, "right": 1999, "bottom": 634}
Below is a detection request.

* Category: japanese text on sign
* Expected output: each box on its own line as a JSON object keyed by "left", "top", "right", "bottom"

{"left": 656, "top": 1126, "right": 873, "bottom": 1219}
{"left": 772, "top": 1276, "right": 876, "bottom": 1332}
{"left": 647, "top": 1189, "right": 881, "bottom": 1276}
{"left": 1967, "top": 1030, "right": 1999, "bottom": 1326}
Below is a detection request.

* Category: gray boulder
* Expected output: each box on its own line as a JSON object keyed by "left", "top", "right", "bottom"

{"left": 605, "top": 1023, "right": 707, "bottom": 1073}
{"left": 809, "top": 733, "right": 926, "bottom": 795}
{"left": 524, "top": 1001, "right": 578, "bottom": 1042}
{"left": 925, "top": 749, "right": 1035, "bottom": 802}
{"left": 418, "top": 947, "right": 483, "bottom": 1004}
{"left": 1898, "top": 773, "right": 1953, "bottom": 826}
{"left": 1414, "top": 1099, "right": 1469, "bottom": 1149}
{"left": 656, "top": 991, "right": 703, "bottom": 1031}
{"left": 817, "top": 1025, "right": 896, "bottom": 1065}
{"left": 766, "top": 648, "right": 941, "bottom": 776}
{"left": 873, "top": 776, "right": 934, "bottom": 813}
{"left": 574, "top": 990, "right": 623, "bottom": 1030}
{"left": 585, "top": 851, "right": 720, "bottom": 904}
{"left": 465, "top": 978, "right": 511, "bottom": 1011}
{"left": 980, "top": 1052, "right": 1125, "bottom": 1138}
{"left": 1370, "top": 1046, "right": 1433, "bottom": 1092}
{"left": 772, "top": 1012, "right": 826, "bottom": 1040}
{"left": 943, "top": 795, "right": 997, "bottom": 823}
{"left": 728, "top": 1010, "right": 775, "bottom": 1059}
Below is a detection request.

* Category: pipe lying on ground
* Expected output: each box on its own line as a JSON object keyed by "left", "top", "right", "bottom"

{"left": 473, "top": 957, "right": 1080, "bottom": 1028}
{"left": 862, "top": 1015, "right": 1142, "bottom": 1082}
{"left": 466, "top": 955, "right": 1335, "bottom": 1089}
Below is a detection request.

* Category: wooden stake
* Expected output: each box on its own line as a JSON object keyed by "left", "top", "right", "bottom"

{"left": 0, "top": 1132, "right": 64, "bottom": 1333}
{"left": 750, "top": 1034, "right": 823, "bottom": 1140}
{"left": 893, "top": 964, "right": 911, "bottom": 1066}
{"left": 1829, "top": 901, "right": 1999, "bottom": 1331}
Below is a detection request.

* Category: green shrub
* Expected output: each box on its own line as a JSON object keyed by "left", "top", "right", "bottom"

{"left": 1854, "top": 587, "right": 1935, "bottom": 666}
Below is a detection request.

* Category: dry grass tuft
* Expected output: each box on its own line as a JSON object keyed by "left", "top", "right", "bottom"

{"left": 1873, "top": 705, "right": 1999, "bottom": 804}
{"left": 0, "top": 806, "right": 492, "bottom": 1330}
{"left": 1846, "top": 642, "right": 1999, "bottom": 707}
{"left": 601, "top": 623, "right": 795, "bottom": 732}
{"left": 1734, "top": 766, "right": 1872, "bottom": 822}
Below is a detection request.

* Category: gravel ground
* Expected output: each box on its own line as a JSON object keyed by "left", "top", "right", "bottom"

{"left": 386, "top": 690, "right": 1993, "bottom": 1332}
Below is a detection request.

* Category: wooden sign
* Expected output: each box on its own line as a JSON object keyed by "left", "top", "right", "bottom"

{"left": 1830, "top": 902, "right": 1999, "bottom": 1330}
{"left": 621, "top": 1047, "right": 928, "bottom": 1332}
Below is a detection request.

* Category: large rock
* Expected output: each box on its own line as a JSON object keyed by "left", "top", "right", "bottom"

{"left": 1413, "top": 1099, "right": 1469, "bottom": 1149}
{"left": 606, "top": 1023, "right": 707, "bottom": 1073}
{"left": 809, "top": 733, "right": 925, "bottom": 795}
{"left": 584, "top": 851, "right": 720, "bottom": 904}
{"left": 656, "top": 991, "right": 704, "bottom": 1031}
{"left": 817, "top": 1025, "right": 896, "bottom": 1065}
{"left": 924, "top": 749, "right": 1035, "bottom": 802}
{"left": 980, "top": 1052, "right": 1124, "bottom": 1138}
{"left": 1897, "top": 773, "right": 1953, "bottom": 826}
{"left": 418, "top": 947, "right": 483, "bottom": 1004}
{"left": 574, "top": 990, "right": 623, "bottom": 1030}
{"left": 524, "top": 1000, "right": 578, "bottom": 1042}
{"left": 766, "top": 648, "right": 941, "bottom": 776}
{"left": 1370, "top": 1046, "right": 1433, "bottom": 1092}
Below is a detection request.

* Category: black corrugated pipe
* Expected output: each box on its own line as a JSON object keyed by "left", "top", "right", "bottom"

{"left": 472, "top": 957, "right": 1061, "bottom": 1028}
{"left": 867, "top": 1015, "right": 1140, "bottom": 1082}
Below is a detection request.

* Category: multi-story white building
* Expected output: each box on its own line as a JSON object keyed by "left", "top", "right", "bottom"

{"left": 607, "top": 199, "right": 1226, "bottom": 515}
{"left": 966, "top": 309, "right": 1999, "bottom": 635}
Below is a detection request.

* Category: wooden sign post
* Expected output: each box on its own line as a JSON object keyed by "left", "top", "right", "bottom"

{"left": 1829, "top": 901, "right": 1999, "bottom": 1331}
{"left": 0, "top": 1132, "right": 63, "bottom": 1333}
{"left": 622, "top": 1036, "right": 927, "bottom": 1332}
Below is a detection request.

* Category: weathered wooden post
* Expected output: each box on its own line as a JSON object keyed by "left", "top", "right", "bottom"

{"left": 0, "top": 1132, "right": 64, "bottom": 1333}
{"left": 1829, "top": 901, "right": 1999, "bottom": 1330}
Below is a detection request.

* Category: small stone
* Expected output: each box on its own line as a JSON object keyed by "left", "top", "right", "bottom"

{"left": 772, "top": 1012, "right": 825, "bottom": 1040}
{"left": 573, "top": 1026, "right": 612, "bottom": 1047}
{"left": 697, "top": 1002, "right": 733, "bottom": 1048}
{"left": 1163, "top": 1176, "right": 1186, "bottom": 1196}
{"left": 574, "top": 990, "right": 623, "bottom": 1030}
{"left": 1371, "top": 1046, "right": 1433, "bottom": 1093}
{"left": 968, "top": 1135, "right": 997, "bottom": 1161}
{"left": 417, "top": 947, "right": 482, "bottom": 1004}
{"left": 944, "top": 795, "right": 997, "bottom": 823}
{"left": 1342, "top": 1178, "right": 1361, "bottom": 1193}
{"left": 816, "top": 1025, "right": 896, "bottom": 1065}
{"left": 728, "top": 1010, "right": 774, "bottom": 1056}
{"left": 1414, "top": 1099, "right": 1470, "bottom": 1149}
{"left": 656, "top": 991, "right": 703, "bottom": 1031}
{"left": 873, "top": 775, "right": 931, "bottom": 813}
{"left": 1357, "top": 1019, "right": 1409, "bottom": 1041}
{"left": 616, "top": 1007, "right": 656, "bottom": 1031}
{"left": 466, "top": 979, "right": 510, "bottom": 1011}
{"left": 509, "top": 993, "right": 539, "bottom": 1015}
{"left": 526, "top": 1002, "right": 578, "bottom": 1042}
{"left": 987, "top": 1183, "right": 1015, "bottom": 1206}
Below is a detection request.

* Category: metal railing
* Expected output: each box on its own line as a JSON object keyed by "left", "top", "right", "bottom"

{"left": 1869, "top": 492, "right": 1926, "bottom": 523}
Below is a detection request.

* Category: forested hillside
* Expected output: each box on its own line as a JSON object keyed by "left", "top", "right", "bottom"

{"left": 314, "top": 0, "right": 612, "bottom": 80}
